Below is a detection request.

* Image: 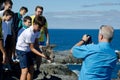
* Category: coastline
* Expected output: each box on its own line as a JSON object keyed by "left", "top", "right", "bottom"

{"left": 3, "top": 50, "right": 120, "bottom": 80}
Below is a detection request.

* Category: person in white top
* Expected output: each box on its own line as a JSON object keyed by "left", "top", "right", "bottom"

{"left": 12, "top": 16, "right": 32, "bottom": 62}
{"left": 16, "top": 15, "right": 50, "bottom": 80}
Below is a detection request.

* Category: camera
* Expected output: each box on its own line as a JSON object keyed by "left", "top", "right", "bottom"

{"left": 85, "top": 34, "right": 92, "bottom": 45}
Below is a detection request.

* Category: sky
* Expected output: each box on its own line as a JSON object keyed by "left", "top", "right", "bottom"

{"left": 12, "top": 0, "right": 120, "bottom": 29}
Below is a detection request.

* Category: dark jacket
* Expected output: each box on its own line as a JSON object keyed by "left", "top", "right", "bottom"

{"left": 12, "top": 13, "right": 22, "bottom": 35}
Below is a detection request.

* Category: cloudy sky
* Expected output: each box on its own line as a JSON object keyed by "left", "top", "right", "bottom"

{"left": 12, "top": 0, "right": 120, "bottom": 29}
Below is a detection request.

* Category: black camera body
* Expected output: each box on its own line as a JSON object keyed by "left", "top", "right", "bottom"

{"left": 85, "top": 35, "right": 92, "bottom": 45}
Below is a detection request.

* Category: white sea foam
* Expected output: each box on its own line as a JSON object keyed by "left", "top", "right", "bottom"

{"left": 72, "top": 70, "right": 79, "bottom": 77}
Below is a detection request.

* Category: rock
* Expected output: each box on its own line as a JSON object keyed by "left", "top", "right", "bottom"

{"left": 40, "top": 45, "right": 82, "bottom": 64}
{"left": 53, "top": 50, "right": 82, "bottom": 64}
{"left": 40, "top": 44, "right": 56, "bottom": 63}
{"left": 34, "top": 63, "right": 78, "bottom": 80}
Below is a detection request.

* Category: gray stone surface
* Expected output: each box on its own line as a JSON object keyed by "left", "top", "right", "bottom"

{"left": 34, "top": 63, "right": 77, "bottom": 80}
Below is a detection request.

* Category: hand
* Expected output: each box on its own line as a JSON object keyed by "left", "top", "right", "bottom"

{"left": 2, "top": 54, "right": 7, "bottom": 64}
{"left": 42, "top": 53, "right": 51, "bottom": 60}
{"left": 82, "top": 34, "right": 90, "bottom": 42}
{"left": 46, "top": 39, "right": 50, "bottom": 46}
{"left": 47, "top": 60, "right": 52, "bottom": 63}
{"left": 46, "top": 56, "right": 51, "bottom": 60}
{"left": 46, "top": 41, "right": 49, "bottom": 46}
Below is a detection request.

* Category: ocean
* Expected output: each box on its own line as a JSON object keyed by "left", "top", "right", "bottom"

{"left": 49, "top": 29, "right": 120, "bottom": 51}
{"left": 49, "top": 29, "right": 120, "bottom": 79}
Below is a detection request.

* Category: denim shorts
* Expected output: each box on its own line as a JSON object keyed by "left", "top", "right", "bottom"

{"left": 16, "top": 50, "right": 34, "bottom": 69}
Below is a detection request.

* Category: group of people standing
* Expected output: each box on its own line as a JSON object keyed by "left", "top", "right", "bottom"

{"left": 0, "top": 0, "right": 118, "bottom": 80}
{"left": 0, "top": 0, "right": 50, "bottom": 80}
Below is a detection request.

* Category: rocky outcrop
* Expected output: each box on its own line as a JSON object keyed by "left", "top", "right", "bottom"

{"left": 34, "top": 63, "right": 77, "bottom": 80}
{"left": 42, "top": 50, "right": 82, "bottom": 64}
{"left": 40, "top": 45, "right": 82, "bottom": 64}
{"left": 34, "top": 50, "right": 80, "bottom": 80}
{"left": 33, "top": 49, "right": 79, "bottom": 80}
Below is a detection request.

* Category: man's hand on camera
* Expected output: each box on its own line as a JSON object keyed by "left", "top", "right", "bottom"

{"left": 82, "top": 34, "right": 90, "bottom": 42}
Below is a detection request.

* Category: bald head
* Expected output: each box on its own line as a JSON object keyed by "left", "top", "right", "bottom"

{"left": 99, "top": 25, "right": 114, "bottom": 42}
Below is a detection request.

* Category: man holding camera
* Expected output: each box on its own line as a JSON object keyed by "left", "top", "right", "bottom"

{"left": 71, "top": 25, "right": 117, "bottom": 80}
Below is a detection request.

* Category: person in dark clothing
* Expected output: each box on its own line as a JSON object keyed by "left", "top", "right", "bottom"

{"left": 11, "top": 6, "right": 28, "bottom": 63}
{"left": 12, "top": 6, "right": 28, "bottom": 37}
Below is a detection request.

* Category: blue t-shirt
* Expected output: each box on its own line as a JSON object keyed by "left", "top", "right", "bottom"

{"left": 17, "top": 24, "right": 28, "bottom": 37}
{"left": 72, "top": 42, "right": 117, "bottom": 80}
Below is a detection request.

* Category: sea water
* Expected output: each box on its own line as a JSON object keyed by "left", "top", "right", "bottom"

{"left": 49, "top": 29, "right": 120, "bottom": 51}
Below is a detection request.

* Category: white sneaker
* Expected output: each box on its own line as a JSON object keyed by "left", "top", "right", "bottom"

{"left": 15, "top": 58, "right": 19, "bottom": 62}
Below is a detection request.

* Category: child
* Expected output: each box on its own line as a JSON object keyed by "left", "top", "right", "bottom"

{"left": 2, "top": 10, "right": 14, "bottom": 47}
{"left": 12, "top": 6, "right": 28, "bottom": 63}
{"left": 12, "top": 6, "right": 28, "bottom": 38}
{"left": 16, "top": 15, "right": 49, "bottom": 80}
{"left": 31, "top": 6, "right": 50, "bottom": 46}
{"left": 0, "top": 16, "right": 6, "bottom": 80}
{"left": 1, "top": 10, "right": 14, "bottom": 78}
{"left": 0, "top": 1, "right": 13, "bottom": 63}
{"left": 17, "top": 16, "right": 32, "bottom": 37}
{"left": 31, "top": 5, "right": 50, "bottom": 72}
{"left": 2, "top": 9, "right": 14, "bottom": 69}
{"left": 12, "top": 16, "right": 32, "bottom": 62}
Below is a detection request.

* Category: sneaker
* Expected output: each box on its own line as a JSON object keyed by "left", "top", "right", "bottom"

{"left": 12, "top": 57, "right": 19, "bottom": 63}
{"left": 12, "top": 56, "right": 16, "bottom": 62}
{"left": 15, "top": 58, "right": 19, "bottom": 62}
{"left": 12, "top": 58, "right": 16, "bottom": 62}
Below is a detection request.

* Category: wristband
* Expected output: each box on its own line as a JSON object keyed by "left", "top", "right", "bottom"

{"left": 81, "top": 39, "right": 86, "bottom": 44}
